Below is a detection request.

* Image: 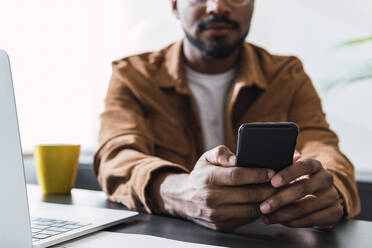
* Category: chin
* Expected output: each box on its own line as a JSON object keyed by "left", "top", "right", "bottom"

{"left": 186, "top": 31, "right": 246, "bottom": 60}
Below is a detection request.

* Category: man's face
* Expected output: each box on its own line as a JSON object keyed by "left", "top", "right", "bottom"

{"left": 173, "top": 0, "right": 255, "bottom": 59}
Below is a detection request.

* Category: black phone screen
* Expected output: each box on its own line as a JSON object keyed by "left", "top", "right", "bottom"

{"left": 236, "top": 122, "right": 299, "bottom": 172}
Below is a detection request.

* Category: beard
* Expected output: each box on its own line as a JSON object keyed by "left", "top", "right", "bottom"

{"left": 185, "top": 31, "right": 247, "bottom": 60}
{"left": 184, "top": 15, "right": 248, "bottom": 60}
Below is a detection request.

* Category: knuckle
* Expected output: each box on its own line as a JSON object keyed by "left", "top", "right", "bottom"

{"left": 292, "top": 182, "right": 308, "bottom": 197}
{"left": 215, "top": 145, "right": 227, "bottom": 156}
{"left": 205, "top": 171, "right": 214, "bottom": 185}
{"left": 295, "top": 160, "right": 310, "bottom": 175}
{"left": 229, "top": 168, "right": 244, "bottom": 183}
{"left": 260, "top": 170, "right": 271, "bottom": 181}
{"left": 296, "top": 160, "right": 308, "bottom": 170}
{"left": 198, "top": 172, "right": 211, "bottom": 186}
{"left": 197, "top": 169, "right": 214, "bottom": 186}
{"left": 229, "top": 169, "right": 237, "bottom": 182}
{"left": 197, "top": 189, "right": 217, "bottom": 206}
{"left": 298, "top": 158, "right": 322, "bottom": 173}
{"left": 300, "top": 181, "right": 311, "bottom": 195}
{"left": 246, "top": 169, "right": 265, "bottom": 183}
{"left": 204, "top": 190, "right": 218, "bottom": 207}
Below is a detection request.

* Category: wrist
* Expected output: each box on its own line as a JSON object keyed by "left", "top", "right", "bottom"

{"left": 148, "top": 169, "right": 188, "bottom": 215}
{"left": 158, "top": 173, "right": 189, "bottom": 216}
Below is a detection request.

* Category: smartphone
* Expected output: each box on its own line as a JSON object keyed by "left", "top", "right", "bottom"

{"left": 236, "top": 122, "right": 299, "bottom": 172}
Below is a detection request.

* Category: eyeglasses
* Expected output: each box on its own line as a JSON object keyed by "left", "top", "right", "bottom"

{"left": 189, "top": 0, "right": 251, "bottom": 7}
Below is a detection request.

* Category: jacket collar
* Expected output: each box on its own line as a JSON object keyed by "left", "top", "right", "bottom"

{"left": 158, "top": 40, "right": 268, "bottom": 90}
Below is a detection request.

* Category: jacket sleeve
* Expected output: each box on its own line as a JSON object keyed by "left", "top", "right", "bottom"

{"left": 94, "top": 65, "right": 187, "bottom": 213}
{"left": 287, "top": 58, "right": 360, "bottom": 219}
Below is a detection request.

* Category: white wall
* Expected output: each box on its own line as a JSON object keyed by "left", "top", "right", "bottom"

{"left": 0, "top": 0, "right": 371, "bottom": 173}
{"left": 249, "top": 0, "right": 372, "bottom": 174}
{"left": 0, "top": 0, "right": 129, "bottom": 151}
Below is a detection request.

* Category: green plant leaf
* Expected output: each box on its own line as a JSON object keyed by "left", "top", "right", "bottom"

{"left": 338, "top": 35, "right": 372, "bottom": 47}
{"left": 323, "top": 36, "right": 372, "bottom": 92}
{"left": 323, "top": 66, "right": 372, "bottom": 92}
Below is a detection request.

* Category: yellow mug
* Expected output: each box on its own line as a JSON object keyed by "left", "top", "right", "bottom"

{"left": 34, "top": 145, "right": 80, "bottom": 194}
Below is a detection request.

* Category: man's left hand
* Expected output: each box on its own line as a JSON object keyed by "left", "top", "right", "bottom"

{"left": 259, "top": 158, "right": 344, "bottom": 228}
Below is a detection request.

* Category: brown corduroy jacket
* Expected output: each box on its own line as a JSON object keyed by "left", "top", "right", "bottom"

{"left": 94, "top": 41, "right": 360, "bottom": 218}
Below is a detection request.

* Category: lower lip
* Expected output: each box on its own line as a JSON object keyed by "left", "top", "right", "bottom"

{"left": 204, "top": 28, "right": 231, "bottom": 36}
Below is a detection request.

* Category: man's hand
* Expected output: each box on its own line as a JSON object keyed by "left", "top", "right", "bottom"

{"left": 150, "top": 145, "right": 276, "bottom": 231}
{"left": 259, "top": 158, "right": 344, "bottom": 228}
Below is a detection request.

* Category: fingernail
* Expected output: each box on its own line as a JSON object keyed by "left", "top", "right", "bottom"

{"left": 267, "top": 170, "right": 275, "bottom": 179}
{"left": 228, "top": 155, "right": 236, "bottom": 165}
{"left": 262, "top": 216, "right": 270, "bottom": 225}
{"left": 271, "top": 175, "right": 283, "bottom": 187}
{"left": 260, "top": 203, "right": 271, "bottom": 214}
{"left": 293, "top": 155, "right": 301, "bottom": 163}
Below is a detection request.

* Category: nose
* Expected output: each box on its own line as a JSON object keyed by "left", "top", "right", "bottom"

{"left": 206, "top": 0, "right": 231, "bottom": 16}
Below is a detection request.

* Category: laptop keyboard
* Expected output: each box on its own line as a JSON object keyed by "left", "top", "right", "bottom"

{"left": 31, "top": 217, "right": 91, "bottom": 243}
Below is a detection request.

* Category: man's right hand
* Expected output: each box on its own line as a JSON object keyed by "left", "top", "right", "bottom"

{"left": 150, "top": 145, "right": 277, "bottom": 231}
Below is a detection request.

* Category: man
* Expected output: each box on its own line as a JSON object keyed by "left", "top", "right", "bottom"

{"left": 94, "top": 0, "right": 360, "bottom": 231}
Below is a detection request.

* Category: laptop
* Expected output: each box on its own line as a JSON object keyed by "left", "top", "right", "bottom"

{"left": 0, "top": 50, "right": 138, "bottom": 248}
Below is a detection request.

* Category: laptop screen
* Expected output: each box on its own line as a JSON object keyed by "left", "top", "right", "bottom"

{"left": 0, "top": 50, "right": 33, "bottom": 247}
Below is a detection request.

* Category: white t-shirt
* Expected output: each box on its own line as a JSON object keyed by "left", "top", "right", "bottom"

{"left": 185, "top": 66, "right": 236, "bottom": 151}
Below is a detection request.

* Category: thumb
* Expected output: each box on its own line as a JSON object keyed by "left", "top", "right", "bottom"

{"left": 204, "top": 145, "right": 236, "bottom": 167}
